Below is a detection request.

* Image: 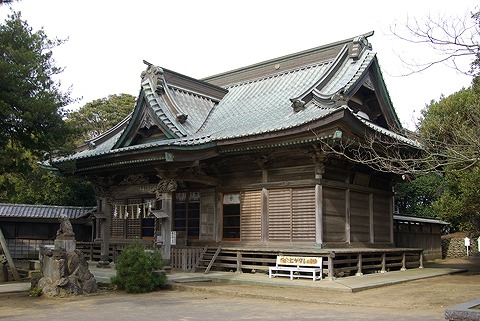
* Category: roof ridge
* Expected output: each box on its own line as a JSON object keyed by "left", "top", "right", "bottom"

{"left": 223, "top": 60, "right": 333, "bottom": 89}
{"left": 202, "top": 31, "right": 374, "bottom": 86}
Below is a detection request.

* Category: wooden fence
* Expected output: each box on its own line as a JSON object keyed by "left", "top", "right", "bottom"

{"left": 170, "top": 247, "right": 204, "bottom": 271}
{"left": 5, "top": 239, "right": 54, "bottom": 259}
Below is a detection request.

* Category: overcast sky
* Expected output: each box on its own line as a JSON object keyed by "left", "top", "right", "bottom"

{"left": 1, "top": 0, "right": 478, "bottom": 129}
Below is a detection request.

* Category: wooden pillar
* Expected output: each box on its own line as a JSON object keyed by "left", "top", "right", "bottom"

{"left": 369, "top": 193, "right": 374, "bottom": 244}
{"left": 401, "top": 252, "right": 407, "bottom": 271}
{"left": 97, "top": 197, "right": 111, "bottom": 268}
{"left": 345, "top": 189, "right": 351, "bottom": 244}
{"left": 315, "top": 184, "right": 323, "bottom": 245}
{"left": 261, "top": 188, "right": 268, "bottom": 243}
{"left": 153, "top": 176, "right": 179, "bottom": 263}
{"left": 236, "top": 251, "right": 242, "bottom": 273}
{"left": 158, "top": 192, "right": 172, "bottom": 262}
{"left": 356, "top": 253, "right": 363, "bottom": 276}
{"left": 90, "top": 178, "right": 113, "bottom": 269}
{"left": 381, "top": 253, "right": 386, "bottom": 273}
{"left": 327, "top": 252, "right": 335, "bottom": 281}
{"left": 313, "top": 149, "right": 325, "bottom": 246}
{"left": 389, "top": 192, "right": 394, "bottom": 244}
{"left": 216, "top": 190, "right": 222, "bottom": 243}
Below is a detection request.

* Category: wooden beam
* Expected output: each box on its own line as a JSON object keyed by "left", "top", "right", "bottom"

{"left": 356, "top": 253, "right": 363, "bottom": 276}
{"left": 345, "top": 189, "right": 351, "bottom": 244}
{"left": 236, "top": 251, "right": 242, "bottom": 273}
{"left": 261, "top": 188, "right": 268, "bottom": 243}
{"left": 369, "top": 193, "right": 374, "bottom": 244}
{"left": 0, "top": 226, "right": 21, "bottom": 281}
{"left": 315, "top": 184, "right": 323, "bottom": 244}
{"left": 174, "top": 172, "right": 219, "bottom": 186}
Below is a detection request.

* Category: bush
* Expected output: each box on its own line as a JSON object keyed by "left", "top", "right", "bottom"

{"left": 111, "top": 240, "right": 167, "bottom": 293}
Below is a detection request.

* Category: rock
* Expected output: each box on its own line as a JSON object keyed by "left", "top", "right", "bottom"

{"left": 82, "top": 278, "right": 98, "bottom": 294}
{"left": 37, "top": 247, "right": 97, "bottom": 297}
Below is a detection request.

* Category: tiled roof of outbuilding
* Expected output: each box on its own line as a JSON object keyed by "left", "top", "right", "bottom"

{"left": 0, "top": 203, "right": 96, "bottom": 219}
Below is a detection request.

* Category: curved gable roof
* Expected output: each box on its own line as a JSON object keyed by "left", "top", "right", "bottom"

{"left": 50, "top": 31, "right": 413, "bottom": 166}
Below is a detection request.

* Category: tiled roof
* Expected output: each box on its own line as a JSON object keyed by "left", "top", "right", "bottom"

{"left": 354, "top": 114, "right": 421, "bottom": 147}
{"left": 0, "top": 203, "right": 96, "bottom": 219}
{"left": 200, "top": 62, "right": 334, "bottom": 139}
{"left": 51, "top": 32, "right": 416, "bottom": 165}
{"left": 394, "top": 215, "right": 449, "bottom": 225}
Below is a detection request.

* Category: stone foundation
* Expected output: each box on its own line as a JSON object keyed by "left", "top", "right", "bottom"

{"left": 442, "top": 237, "right": 479, "bottom": 258}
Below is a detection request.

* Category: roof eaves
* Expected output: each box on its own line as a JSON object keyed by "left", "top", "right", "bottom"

{"left": 0, "top": 203, "right": 96, "bottom": 219}
{"left": 351, "top": 111, "right": 421, "bottom": 148}
{"left": 394, "top": 214, "right": 449, "bottom": 225}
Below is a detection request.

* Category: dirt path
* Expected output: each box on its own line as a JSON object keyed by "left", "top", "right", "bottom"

{"left": 0, "top": 258, "right": 478, "bottom": 320}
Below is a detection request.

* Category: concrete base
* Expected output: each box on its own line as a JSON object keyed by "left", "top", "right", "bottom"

{"left": 445, "top": 299, "right": 480, "bottom": 321}
{"left": 96, "top": 261, "right": 111, "bottom": 268}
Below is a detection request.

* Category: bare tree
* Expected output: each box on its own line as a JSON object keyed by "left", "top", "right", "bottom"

{"left": 320, "top": 10, "right": 480, "bottom": 176}
{"left": 0, "top": 0, "right": 19, "bottom": 5}
{"left": 316, "top": 83, "right": 480, "bottom": 176}
{"left": 319, "top": 125, "right": 480, "bottom": 176}
{"left": 390, "top": 9, "right": 480, "bottom": 76}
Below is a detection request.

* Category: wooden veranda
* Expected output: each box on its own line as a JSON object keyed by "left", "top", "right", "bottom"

{"left": 170, "top": 246, "right": 424, "bottom": 280}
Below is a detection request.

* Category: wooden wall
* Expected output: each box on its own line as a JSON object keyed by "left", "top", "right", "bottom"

{"left": 267, "top": 188, "right": 316, "bottom": 242}
{"left": 240, "top": 190, "right": 262, "bottom": 241}
{"left": 108, "top": 152, "right": 395, "bottom": 248}
{"left": 194, "top": 153, "right": 395, "bottom": 248}
{"left": 394, "top": 221, "right": 443, "bottom": 260}
{"left": 350, "top": 191, "right": 370, "bottom": 242}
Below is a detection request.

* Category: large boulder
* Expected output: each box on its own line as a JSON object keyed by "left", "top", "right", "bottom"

{"left": 37, "top": 248, "right": 97, "bottom": 297}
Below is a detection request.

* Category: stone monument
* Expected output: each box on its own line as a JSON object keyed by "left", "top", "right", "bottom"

{"left": 36, "top": 217, "right": 97, "bottom": 297}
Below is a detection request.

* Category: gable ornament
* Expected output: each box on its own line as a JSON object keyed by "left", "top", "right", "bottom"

{"left": 89, "top": 176, "right": 113, "bottom": 198}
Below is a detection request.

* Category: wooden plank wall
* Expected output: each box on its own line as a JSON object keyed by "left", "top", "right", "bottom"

{"left": 291, "top": 188, "right": 316, "bottom": 241}
{"left": 268, "top": 189, "right": 292, "bottom": 241}
{"left": 394, "top": 222, "right": 442, "bottom": 260}
{"left": 267, "top": 188, "right": 316, "bottom": 242}
{"left": 350, "top": 191, "right": 370, "bottom": 242}
{"left": 373, "top": 194, "right": 391, "bottom": 243}
{"left": 240, "top": 190, "right": 262, "bottom": 241}
{"left": 200, "top": 189, "right": 216, "bottom": 240}
{"left": 322, "top": 187, "right": 346, "bottom": 243}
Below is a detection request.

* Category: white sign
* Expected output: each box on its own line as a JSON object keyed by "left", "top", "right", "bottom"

{"left": 465, "top": 237, "right": 471, "bottom": 257}
{"left": 465, "top": 237, "right": 471, "bottom": 247}
{"left": 171, "top": 231, "right": 177, "bottom": 246}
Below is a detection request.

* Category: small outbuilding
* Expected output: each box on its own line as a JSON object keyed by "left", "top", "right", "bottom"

{"left": 393, "top": 214, "right": 449, "bottom": 260}
{"left": 0, "top": 203, "right": 95, "bottom": 259}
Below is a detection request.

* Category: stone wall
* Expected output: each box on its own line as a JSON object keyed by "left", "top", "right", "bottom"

{"left": 442, "top": 237, "right": 479, "bottom": 258}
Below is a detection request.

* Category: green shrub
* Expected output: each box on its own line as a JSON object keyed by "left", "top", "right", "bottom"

{"left": 111, "top": 240, "right": 167, "bottom": 293}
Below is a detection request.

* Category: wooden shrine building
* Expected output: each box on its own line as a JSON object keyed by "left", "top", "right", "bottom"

{"left": 47, "top": 32, "right": 425, "bottom": 278}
